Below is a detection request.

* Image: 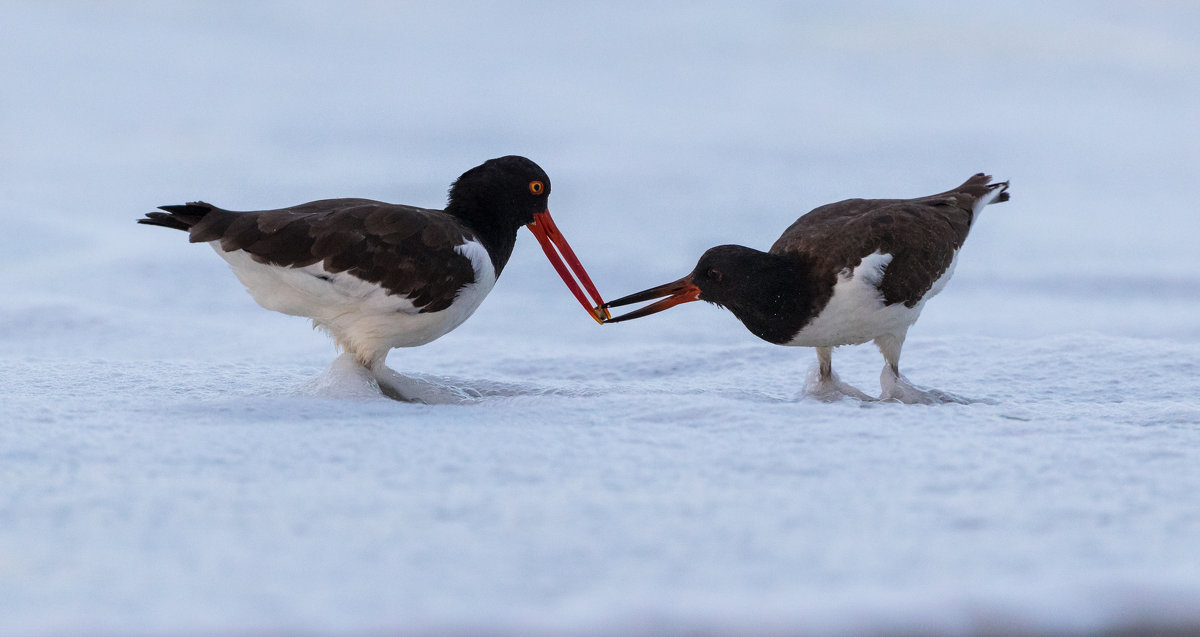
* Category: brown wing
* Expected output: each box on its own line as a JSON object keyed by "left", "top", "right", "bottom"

{"left": 769, "top": 174, "right": 1007, "bottom": 307}
{"left": 145, "top": 199, "right": 477, "bottom": 313}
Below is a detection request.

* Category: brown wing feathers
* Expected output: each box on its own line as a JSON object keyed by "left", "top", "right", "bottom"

{"left": 140, "top": 201, "right": 478, "bottom": 313}
{"left": 771, "top": 174, "right": 1008, "bottom": 308}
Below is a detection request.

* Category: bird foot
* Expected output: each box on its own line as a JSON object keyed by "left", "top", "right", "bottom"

{"left": 299, "top": 353, "right": 387, "bottom": 400}
{"left": 879, "top": 368, "right": 970, "bottom": 405}
{"left": 299, "top": 354, "right": 482, "bottom": 404}
{"left": 803, "top": 367, "right": 874, "bottom": 402}
{"left": 371, "top": 364, "right": 483, "bottom": 404}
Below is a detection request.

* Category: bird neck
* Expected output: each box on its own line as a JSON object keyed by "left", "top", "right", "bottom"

{"left": 718, "top": 252, "right": 819, "bottom": 345}
{"left": 444, "top": 196, "right": 521, "bottom": 276}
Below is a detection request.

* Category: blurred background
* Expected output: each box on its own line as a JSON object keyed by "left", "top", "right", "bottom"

{"left": 3, "top": 0, "right": 1197, "bottom": 361}
{"left": 2, "top": 2, "right": 1199, "bottom": 635}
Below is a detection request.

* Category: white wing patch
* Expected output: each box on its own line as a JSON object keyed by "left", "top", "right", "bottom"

{"left": 788, "top": 251, "right": 930, "bottom": 348}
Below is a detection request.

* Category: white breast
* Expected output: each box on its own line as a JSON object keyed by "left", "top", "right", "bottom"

{"left": 787, "top": 250, "right": 957, "bottom": 347}
{"left": 213, "top": 239, "right": 497, "bottom": 366}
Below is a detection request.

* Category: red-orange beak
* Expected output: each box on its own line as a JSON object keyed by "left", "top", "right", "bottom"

{"left": 527, "top": 210, "right": 609, "bottom": 324}
{"left": 599, "top": 275, "right": 701, "bottom": 323}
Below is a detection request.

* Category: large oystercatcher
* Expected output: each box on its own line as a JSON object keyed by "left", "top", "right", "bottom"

{"left": 140, "top": 155, "right": 607, "bottom": 400}
{"left": 601, "top": 174, "right": 1009, "bottom": 403}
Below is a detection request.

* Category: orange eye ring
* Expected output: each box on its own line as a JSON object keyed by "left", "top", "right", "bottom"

{"left": 529, "top": 180, "right": 544, "bottom": 195}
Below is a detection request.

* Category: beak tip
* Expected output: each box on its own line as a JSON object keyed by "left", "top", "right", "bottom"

{"left": 529, "top": 210, "right": 608, "bottom": 325}
{"left": 590, "top": 306, "right": 611, "bottom": 324}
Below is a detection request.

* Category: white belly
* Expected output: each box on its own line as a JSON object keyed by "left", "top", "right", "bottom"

{"left": 213, "top": 239, "right": 496, "bottom": 365}
{"left": 787, "top": 250, "right": 957, "bottom": 347}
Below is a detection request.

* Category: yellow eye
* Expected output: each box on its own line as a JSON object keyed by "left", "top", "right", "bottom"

{"left": 528, "top": 180, "right": 544, "bottom": 195}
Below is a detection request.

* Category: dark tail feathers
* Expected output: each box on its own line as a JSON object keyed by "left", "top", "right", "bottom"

{"left": 957, "top": 173, "right": 1010, "bottom": 205}
{"left": 137, "top": 202, "right": 217, "bottom": 231}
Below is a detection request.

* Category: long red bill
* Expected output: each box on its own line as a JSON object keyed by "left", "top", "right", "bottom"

{"left": 600, "top": 275, "right": 700, "bottom": 323}
{"left": 527, "top": 210, "right": 609, "bottom": 324}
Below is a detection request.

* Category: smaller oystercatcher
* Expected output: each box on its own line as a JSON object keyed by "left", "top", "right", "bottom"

{"left": 139, "top": 155, "right": 607, "bottom": 401}
{"left": 601, "top": 174, "right": 1009, "bottom": 403}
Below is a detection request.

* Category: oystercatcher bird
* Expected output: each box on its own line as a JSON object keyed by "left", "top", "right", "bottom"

{"left": 601, "top": 174, "right": 1009, "bottom": 403}
{"left": 139, "top": 155, "right": 607, "bottom": 401}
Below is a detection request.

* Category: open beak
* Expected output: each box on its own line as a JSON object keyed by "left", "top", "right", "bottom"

{"left": 599, "top": 275, "right": 701, "bottom": 323}
{"left": 527, "top": 210, "right": 610, "bottom": 324}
